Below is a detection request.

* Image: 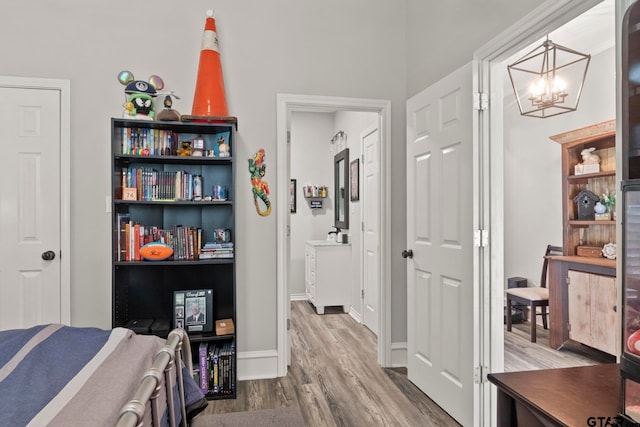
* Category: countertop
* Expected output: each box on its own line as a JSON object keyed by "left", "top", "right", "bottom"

{"left": 305, "top": 239, "right": 350, "bottom": 246}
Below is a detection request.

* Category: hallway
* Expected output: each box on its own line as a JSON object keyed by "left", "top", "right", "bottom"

{"left": 204, "top": 300, "right": 460, "bottom": 426}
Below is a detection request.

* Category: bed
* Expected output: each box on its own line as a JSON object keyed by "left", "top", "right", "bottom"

{"left": 0, "top": 324, "right": 207, "bottom": 427}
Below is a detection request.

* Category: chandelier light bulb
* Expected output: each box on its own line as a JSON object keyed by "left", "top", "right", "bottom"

{"left": 553, "top": 76, "right": 567, "bottom": 93}
{"left": 530, "top": 78, "right": 546, "bottom": 97}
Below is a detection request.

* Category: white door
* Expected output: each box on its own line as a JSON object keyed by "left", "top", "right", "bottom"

{"left": 0, "top": 85, "right": 64, "bottom": 330}
{"left": 362, "top": 124, "right": 380, "bottom": 335}
{"left": 406, "top": 63, "right": 476, "bottom": 426}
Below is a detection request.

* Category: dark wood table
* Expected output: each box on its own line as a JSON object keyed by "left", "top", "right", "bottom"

{"left": 488, "top": 364, "right": 622, "bottom": 427}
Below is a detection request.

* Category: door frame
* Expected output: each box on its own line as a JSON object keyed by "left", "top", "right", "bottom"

{"left": 473, "top": 0, "right": 610, "bottom": 424}
{"left": 276, "top": 93, "right": 391, "bottom": 376}
{"left": 0, "top": 75, "right": 71, "bottom": 325}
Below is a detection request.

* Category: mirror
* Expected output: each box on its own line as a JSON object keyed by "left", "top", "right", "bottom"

{"left": 334, "top": 148, "right": 349, "bottom": 229}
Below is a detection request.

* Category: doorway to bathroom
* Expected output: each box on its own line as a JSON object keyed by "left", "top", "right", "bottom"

{"left": 275, "top": 94, "right": 392, "bottom": 375}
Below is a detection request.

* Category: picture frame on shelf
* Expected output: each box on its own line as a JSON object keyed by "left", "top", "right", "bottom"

{"left": 290, "top": 179, "right": 297, "bottom": 213}
{"left": 350, "top": 158, "right": 359, "bottom": 201}
{"left": 174, "top": 289, "right": 213, "bottom": 333}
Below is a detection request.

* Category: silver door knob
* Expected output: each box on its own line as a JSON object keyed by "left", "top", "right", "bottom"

{"left": 42, "top": 250, "right": 56, "bottom": 261}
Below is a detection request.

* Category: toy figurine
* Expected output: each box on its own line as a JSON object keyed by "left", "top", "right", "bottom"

{"left": 117, "top": 71, "right": 164, "bottom": 120}
{"left": 177, "top": 141, "right": 192, "bottom": 156}
{"left": 156, "top": 94, "right": 182, "bottom": 121}
{"left": 248, "top": 149, "right": 271, "bottom": 216}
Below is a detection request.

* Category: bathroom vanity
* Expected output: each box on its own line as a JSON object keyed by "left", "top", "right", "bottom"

{"left": 304, "top": 240, "right": 351, "bottom": 314}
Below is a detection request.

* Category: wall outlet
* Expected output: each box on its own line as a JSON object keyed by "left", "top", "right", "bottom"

{"left": 106, "top": 195, "right": 111, "bottom": 213}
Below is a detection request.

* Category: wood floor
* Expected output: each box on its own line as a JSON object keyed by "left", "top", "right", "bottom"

{"left": 202, "top": 300, "right": 460, "bottom": 426}
{"left": 202, "top": 302, "right": 614, "bottom": 426}
{"left": 503, "top": 319, "right": 615, "bottom": 372}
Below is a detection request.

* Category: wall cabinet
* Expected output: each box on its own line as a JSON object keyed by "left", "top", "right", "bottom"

{"left": 304, "top": 241, "right": 351, "bottom": 314}
{"left": 111, "top": 118, "right": 236, "bottom": 399}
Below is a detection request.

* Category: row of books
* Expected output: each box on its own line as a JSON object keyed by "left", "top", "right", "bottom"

{"left": 121, "top": 167, "right": 200, "bottom": 201}
{"left": 197, "top": 341, "right": 235, "bottom": 396}
{"left": 199, "top": 242, "right": 234, "bottom": 260}
{"left": 120, "top": 128, "right": 179, "bottom": 156}
{"left": 116, "top": 213, "right": 203, "bottom": 261}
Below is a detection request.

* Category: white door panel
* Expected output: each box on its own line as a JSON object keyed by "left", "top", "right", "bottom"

{"left": 0, "top": 87, "right": 62, "bottom": 330}
{"left": 406, "top": 63, "right": 475, "bottom": 427}
{"left": 362, "top": 125, "right": 380, "bottom": 335}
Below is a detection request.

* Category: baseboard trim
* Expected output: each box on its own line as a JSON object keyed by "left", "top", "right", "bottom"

{"left": 237, "top": 350, "right": 279, "bottom": 380}
{"left": 349, "top": 308, "right": 362, "bottom": 323}
{"left": 391, "top": 342, "right": 407, "bottom": 368}
{"left": 289, "top": 293, "right": 308, "bottom": 301}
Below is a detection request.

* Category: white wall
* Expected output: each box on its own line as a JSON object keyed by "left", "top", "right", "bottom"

{"left": 290, "top": 112, "right": 336, "bottom": 296}
{"left": 0, "top": 1, "right": 406, "bottom": 360}
{"left": 405, "top": 0, "right": 541, "bottom": 97}
{"left": 503, "top": 46, "right": 615, "bottom": 287}
{"left": 0, "top": 0, "right": 571, "bottom": 376}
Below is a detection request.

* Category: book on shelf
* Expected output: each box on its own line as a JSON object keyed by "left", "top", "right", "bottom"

{"left": 210, "top": 345, "right": 219, "bottom": 395}
{"left": 119, "top": 167, "right": 203, "bottom": 202}
{"left": 199, "top": 241, "right": 234, "bottom": 260}
{"left": 199, "top": 342, "right": 209, "bottom": 394}
{"left": 199, "top": 253, "right": 234, "bottom": 260}
{"left": 201, "top": 340, "right": 235, "bottom": 396}
{"left": 116, "top": 222, "right": 202, "bottom": 262}
{"left": 202, "top": 242, "right": 234, "bottom": 249}
{"left": 116, "top": 213, "right": 130, "bottom": 262}
{"left": 120, "top": 127, "right": 178, "bottom": 156}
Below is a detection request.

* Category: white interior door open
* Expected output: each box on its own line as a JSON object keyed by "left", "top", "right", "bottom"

{"left": 362, "top": 124, "right": 380, "bottom": 336}
{"left": 406, "top": 62, "right": 476, "bottom": 426}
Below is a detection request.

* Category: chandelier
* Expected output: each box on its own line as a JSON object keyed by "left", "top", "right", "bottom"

{"left": 507, "top": 37, "right": 590, "bottom": 118}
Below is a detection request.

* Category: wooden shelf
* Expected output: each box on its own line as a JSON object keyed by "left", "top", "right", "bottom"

{"left": 567, "top": 170, "right": 615, "bottom": 181}
{"left": 547, "top": 254, "right": 616, "bottom": 269}
{"left": 550, "top": 119, "right": 617, "bottom": 258}
{"left": 569, "top": 220, "right": 616, "bottom": 227}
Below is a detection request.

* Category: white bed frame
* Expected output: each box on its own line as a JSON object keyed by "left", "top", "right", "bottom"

{"left": 116, "top": 328, "right": 194, "bottom": 427}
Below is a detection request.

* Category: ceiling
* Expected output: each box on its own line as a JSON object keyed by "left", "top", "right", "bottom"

{"left": 503, "top": 0, "right": 615, "bottom": 100}
{"left": 505, "top": 0, "right": 615, "bottom": 65}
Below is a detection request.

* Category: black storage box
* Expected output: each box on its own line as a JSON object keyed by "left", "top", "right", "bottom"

{"left": 124, "top": 318, "right": 153, "bottom": 334}
{"left": 150, "top": 319, "right": 171, "bottom": 337}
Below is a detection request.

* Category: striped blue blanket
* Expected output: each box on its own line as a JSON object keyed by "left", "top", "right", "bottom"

{"left": 0, "top": 324, "right": 206, "bottom": 427}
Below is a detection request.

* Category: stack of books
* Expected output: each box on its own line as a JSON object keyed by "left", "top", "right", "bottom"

{"left": 199, "top": 242, "right": 234, "bottom": 260}
{"left": 197, "top": 340, "right": 236, "bottom": 396}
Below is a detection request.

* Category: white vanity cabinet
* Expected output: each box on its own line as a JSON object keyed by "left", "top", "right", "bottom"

{"left": 304, "top": 240, "right": 351, "bottom": 314}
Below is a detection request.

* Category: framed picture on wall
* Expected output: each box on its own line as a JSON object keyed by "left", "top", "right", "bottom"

{"left": 290, "top": 179, "right": 297, "bottom": 213}
{"left": 350, "top": 159, "right": 359, "bottom": 201}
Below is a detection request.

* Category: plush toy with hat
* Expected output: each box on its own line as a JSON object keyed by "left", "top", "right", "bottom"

{"left": 117, "top": 71, "right": 164, "bottom": 120}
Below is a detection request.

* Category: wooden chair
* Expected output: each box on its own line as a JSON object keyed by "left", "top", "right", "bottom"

{"left": 505, "top": 244, "right": 563, "bottom": 343}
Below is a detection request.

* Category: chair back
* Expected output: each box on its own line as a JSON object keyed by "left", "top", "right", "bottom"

{"left": 540, "top": 244, "right": 563, "bottom": 288}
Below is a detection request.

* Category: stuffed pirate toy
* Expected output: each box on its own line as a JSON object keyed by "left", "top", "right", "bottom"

{"left": 117, "top": 71, "right": 164, "bottom": 120}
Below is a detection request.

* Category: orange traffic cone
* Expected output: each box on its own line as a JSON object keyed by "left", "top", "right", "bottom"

{"left": 191, "top": 10, "right": 229, "bottom": 118}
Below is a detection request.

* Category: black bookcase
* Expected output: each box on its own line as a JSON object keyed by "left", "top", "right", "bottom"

{"left": 111, "top": 117, "right": 237, "bottom": 399}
